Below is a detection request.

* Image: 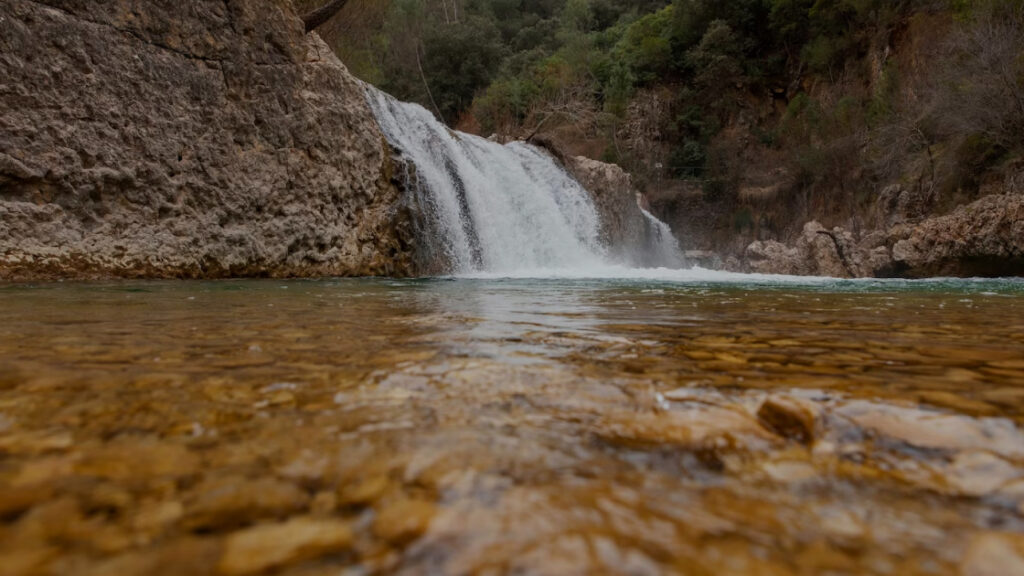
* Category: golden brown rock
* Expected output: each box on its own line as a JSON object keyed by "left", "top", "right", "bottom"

{"left": 0, "top": 485, "right": 53, "bottom": 521}
{"left": 372, "top": 499, "right": 438, "bottom": 544}
{"left": 185, "top": 476, "right": 310, "bottom": 530}
{"left": 76, "top": 438, "right": 200, "bottom": 481}
{"left": 338, "top": 474, "right": 391, "bottom": 507}
{"left": 217, "top": 517, "right": 353, "bottom": 575}
{"left": 961, "top": 532, "right": 1024, "bottom": 576}
{"left": 756, "top": 395, "right": 819, "bottom": 444}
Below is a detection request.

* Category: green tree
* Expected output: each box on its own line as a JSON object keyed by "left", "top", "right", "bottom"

{"left": 422, "top": 16, "right": 506, "bottom": 122}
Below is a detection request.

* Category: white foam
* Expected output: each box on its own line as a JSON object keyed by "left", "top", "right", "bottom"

{"left": 364, "top": 85, "right": 683, "bottom": 273}
{"left": 450, "top": 265, "right": 834, "bottom": 284}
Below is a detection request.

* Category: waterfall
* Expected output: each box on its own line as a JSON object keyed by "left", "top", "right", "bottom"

{"left": 364, "top": 85, "right": 684, "bottom": 275}
{"left": 640, "top": 207, "right": 685, "bottom": 269}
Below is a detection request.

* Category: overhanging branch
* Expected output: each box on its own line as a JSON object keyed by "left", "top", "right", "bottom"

{"left": 301, "top": 0, "right": 350, "bottom": 33}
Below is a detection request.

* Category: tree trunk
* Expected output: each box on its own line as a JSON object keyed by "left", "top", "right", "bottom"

{"left": 301, "top": 0, "right": 350, "bottom": 33}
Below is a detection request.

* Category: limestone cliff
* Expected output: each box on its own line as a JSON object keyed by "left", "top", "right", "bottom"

{"left": 0, "top": 0, "right": 416, "bottom": 280}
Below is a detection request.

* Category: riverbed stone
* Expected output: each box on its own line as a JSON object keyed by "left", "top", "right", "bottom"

{"left": 835, "top": 401, "right": 1024, "bottom": 458}
{"left": 217, "top": 517, "right": 353, "bottom": 575}
{"left": 961, "top": 532, "right": 1024, "bottom": 576}
{"left": 946, "top": 451, "right": 1021, "bottom": 497}
{"left": 756, "top": 395, "right": 820, "bottom": 444}
{"left": 76, "top": 438, "right": 200, "bottom": 481}
{"left": 184, "top": 475, "right": 311, "bottom": 530}
{"left": 373, "top": 498, "right": 438, "bottom": 544}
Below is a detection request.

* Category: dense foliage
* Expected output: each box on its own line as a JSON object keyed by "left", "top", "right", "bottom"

{"left": 303, "top": 0, "right": 1024, "bottom": 238}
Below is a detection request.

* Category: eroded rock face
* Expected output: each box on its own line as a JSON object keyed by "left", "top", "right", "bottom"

{"left": 891, "top": 193, "right": 1024, "bottom": 277}
{"left": 563, "top": 155, "right": 680, "bottom": 266}
{"left": 741, "top": 193, "right": 1024, "bottom": 278}
{"left": 563, "top": 157, "right": 647, "bottom": 259}
{"left": 0, "top": 0, "right": 416, "bottom": 280}
{"left": 746, "top": 221, "right": 864, "bottom": 277}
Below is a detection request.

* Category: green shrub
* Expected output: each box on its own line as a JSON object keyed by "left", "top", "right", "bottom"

{"left": 668, "top": 139, "right": 707, "bottom": 177}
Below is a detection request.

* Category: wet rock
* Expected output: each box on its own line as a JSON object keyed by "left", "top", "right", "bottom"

{"left": 338, "top": 474, "right": 390, "bottom": 507}
{"left": 0, "top": 485, "right": 54, "bottom": 521}
{"left": 372, "top": 498, "right": 438, "bottom": 544}
{"left": 217, "top": 517, "right": 353, "bottom": 575}
{"left": 745, "top": 221, "right": 868, "bottom": 277}
{"left": 961, "top": 532, "right": 1024, "bottom": 576}
{"left": 0, "top": 0, "right": 416, "bottom": 280}
{"left": 185, "top": 476, "right": 310, "bottom": 530}
{"left": 76, "top": 438, "right": 200, "bottom": 480}
{"left": 800, "top": 222, "right": 855, "bottom": 278}
{"left": 756, "top": 395, "right": 820, "bottom": 444}
{"left": 83, "top": 538, "right": 221, "bottom": 576}
{"left": 946, "top": 451, "right": 1021, "bottom": 497}
{"left": 836, "top": 401, "right": 1024, "bottom": 458}
{"left": 761, "top": 460, "right": 818, "bottom": 483}
{"left": 743, "top": 192, "right": 1024, "bottom": 278}
{"left": 0, "top": 430, "right": 74, "bottom": 456}
{"left": 597, "top": 406, "right": 779, "bottom": 452}
{"left": 309, "top": 491, "right": 338, "bottom": 515}
{"left": 132, "top": 500, "right": 185, "bottom": 536}
{"left": 0, "top": 546, "right": 57, "bottom": 576}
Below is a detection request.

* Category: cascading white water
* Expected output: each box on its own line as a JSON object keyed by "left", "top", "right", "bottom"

{"left": 640, "top": 207, "right": 685, "bottom": 269}
{"left": 364, "top": 85, "right": 684, "bottom": 275}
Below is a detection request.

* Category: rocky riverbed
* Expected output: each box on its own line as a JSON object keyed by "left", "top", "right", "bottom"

{"left": 0, "top": 278, "right": 1022, "bottom": 574}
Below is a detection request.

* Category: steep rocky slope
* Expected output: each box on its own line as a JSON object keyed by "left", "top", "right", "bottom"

{"left": 0, "top": 0, "right": 416, "bottom": 280}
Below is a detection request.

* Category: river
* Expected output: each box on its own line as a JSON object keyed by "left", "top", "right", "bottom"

{"left": 1, "top": 275, "right": 1022, "bottom": 574}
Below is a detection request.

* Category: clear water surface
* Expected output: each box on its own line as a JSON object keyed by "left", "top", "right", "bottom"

{"left": 0, "top": 274, "right": 1023, "bottom": 574}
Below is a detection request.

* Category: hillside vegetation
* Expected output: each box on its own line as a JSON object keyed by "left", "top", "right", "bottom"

{"left": 301, "top": 0, "right": 1024, "bottom": 254}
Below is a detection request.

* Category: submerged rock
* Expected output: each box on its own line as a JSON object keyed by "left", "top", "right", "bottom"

{"left": 217, "top": 517, "right": 353, "bottom": 575}
{"left": 0, "top": 0, "right": 416, "bottom": 280}
{"left": 184, "top": 476, "right": 310, "bottom": 530}
{"left": 756, "top": 395, "right": 819, "bottom": 444}
{"left": 372, "top": 498, "right": 438, "bottom": 544}
{"left": 961, "top": 532, "right": 1024, "bottom": 576}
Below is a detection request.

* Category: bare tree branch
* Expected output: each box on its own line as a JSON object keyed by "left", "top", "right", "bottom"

{"left": 415, "top": 44, "right": 445, "bottom": 121}
{"left": 302, "top": 0, "right": 350, "bottom": 33}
